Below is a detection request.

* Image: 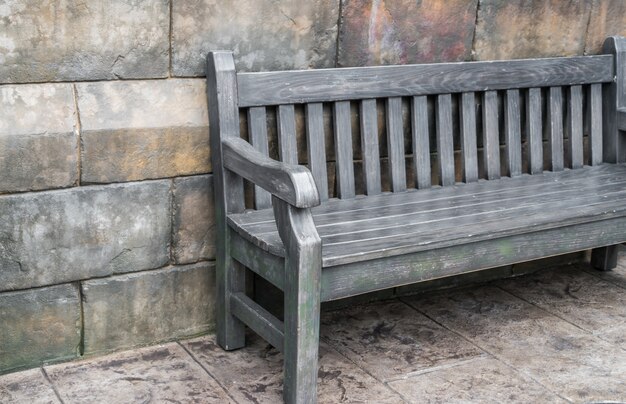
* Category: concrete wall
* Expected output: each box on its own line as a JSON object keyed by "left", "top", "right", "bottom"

{"left": 1, "top": 0, "right": 626, "bottom": 374}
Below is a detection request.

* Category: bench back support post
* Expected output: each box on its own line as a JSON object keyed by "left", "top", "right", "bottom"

{"left": 602, "top": 36, "right": 626, "bottom": 163}
{"left": 206, "top": 51, "right": 247, "bottom": 350}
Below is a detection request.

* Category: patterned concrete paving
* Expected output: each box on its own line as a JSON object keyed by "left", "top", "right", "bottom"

{"left": 2, "top": 250, "right": 626, "bottom": 403}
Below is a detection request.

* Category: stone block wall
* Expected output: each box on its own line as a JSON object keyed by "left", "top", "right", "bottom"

{"left": 1, "top": 0, "right": 626, "bottom": 374}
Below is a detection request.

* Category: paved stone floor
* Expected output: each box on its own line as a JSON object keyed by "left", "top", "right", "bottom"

{"left": 2, "top": 251, "right": 626, "bottom": 403}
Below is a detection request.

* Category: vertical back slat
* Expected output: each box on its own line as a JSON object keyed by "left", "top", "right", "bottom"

{"left": 527, "top": 88, "right": 543, "bottom": 174}
{"left": 333, "top": 101, "right": 355, "bottom": 198}
{"left": 277, "top": 105, "right": 298, "bottom": 165}
{"left": 548, "top": 87, "right": 564, "bottom": 171}
{"left": 589, "top": 83, "right": 603, "bottom": 165}
{"left": 305, "top": 103, "right": 329, "bottom": 201}
{"left": 412, "top": 96, "right": 431, "bottom": 189}
{"left": 248, "top": 107, "right": 272, "bottom": 209}
{"left": 567, "top": 85, "right": 584, "bottom": 169}
{"left": 386, "top": 97, "right": 407, "bottom": 191}
{"left": 482, "top": 91, "right": 501, "bottom": 180}
{"left": 459, "top": 92, "right": 478, "bottom": 183}
{"left": 504, "top": 89, "right": 522, "bottom": 177}
{"left": 436, "top": 94, "right": 455, "bottom": 186}
{"left": 360, "top": 99, "right": 381, "bottom": 195}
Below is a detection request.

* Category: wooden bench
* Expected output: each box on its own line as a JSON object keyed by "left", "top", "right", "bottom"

{"left": 206, "top": 36, "right": 626, "bottom": 403}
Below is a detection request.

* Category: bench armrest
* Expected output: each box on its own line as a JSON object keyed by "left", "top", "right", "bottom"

{"left": 222, "top": 137, "right": 320, "bottom": 209}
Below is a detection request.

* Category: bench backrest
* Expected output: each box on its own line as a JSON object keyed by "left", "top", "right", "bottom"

{"left": 207, "top": 37, "right": 625, "bottom": 214}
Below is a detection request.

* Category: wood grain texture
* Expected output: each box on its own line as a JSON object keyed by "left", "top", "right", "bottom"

{"left": 273, "top": 196, "right": 322, "bottom": 404}
{"left": 567, "top": 85, "right": 584, "bottom": 169}
{"left": 618, "top": 108, "right": 626, "bottom": 131}
{"left": 602, "top": 37, "right": 626, "bottom": 164}
{"left": 206, "top": 51, "right": 246, "bottom": 350}
{"left": 526, "top": 88, "right": 543, "bottom": 174}
{"left": 231, "top": 231, "right": 284, "bottom": 290}
{"left": 411, "top": 96, "right": 431, "bottom": 189}
{"left": 589, "top": 83, "right": 604, "bottom": 165}
{"left": 590, "top": 245, "right": 619, "bottom": 271}
{"left": 504, "top": 89, "right": 522, "bottom": 177}
{"left": 547, "top": 87, "right": 564, "bottom": 171}
{"left": 228, "top": 164, "right": 626, "bottom": 266}
{"left": 277, "top": 105, "right": 298, "bottom": 165}
{"left": 436, "top": 94, "right": 455, "bottom": 186}
{"left": 321, "top": 216, "right": 626, "bottom": 301}
{"left": 460, "top": 92, "right": 478, "bottom": 183}
{"left": 231, "top": 292, "right": 285, "bottom": 351}
{"left": 386, "top": 97, "right": 407, "bottom": 191}
{"left": 482, "top": 91, "right": 500, "bottom": 180}
{"left": 360, "top": 99, "right": 381, "bottom": 195}
{"left": 333, "top": 101, "right": 356, "bottom": 198}
{"left": 248, "top": 107, "right": 272, "bottom": 209}
{"left": 237, "top": 55, "right": 614, "bottom": 107}
{"left": 305, "top": 103, "right": 329, "bottom": 201}
{"left": 222, "top": 137, "right": 320, "bottom": 208}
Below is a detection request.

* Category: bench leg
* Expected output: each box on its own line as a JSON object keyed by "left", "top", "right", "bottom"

{"left": 216, "top": 230, "right": 246, "bottom": 350}
{"left": 273, "top": 197, "right": 322, "bottom": 404}
{"left": 591, "top": 245, "right": 619, "bottom": 271}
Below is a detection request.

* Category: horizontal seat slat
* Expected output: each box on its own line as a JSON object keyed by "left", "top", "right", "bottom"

{"left": 227, "top": 164, "right": 626, "bottom": 265}
{"left": 235, "top": 172, "right": 626, "bottom": 238}
{"left": 230, "top": 164, "right": 626, "bottom": 227}
{"left": 237, "top": 55, "right": 614, "bottom": 107}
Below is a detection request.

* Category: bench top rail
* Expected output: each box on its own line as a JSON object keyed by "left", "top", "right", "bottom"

{"left": 237, "top": 55, "right": 614, "bottom": 107}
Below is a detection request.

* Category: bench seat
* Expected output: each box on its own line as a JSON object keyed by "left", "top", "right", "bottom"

{"left": 229, "top": 164, "right": 626, "bottom": 267}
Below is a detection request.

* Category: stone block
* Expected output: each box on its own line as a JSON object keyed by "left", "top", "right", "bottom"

{"left": 0, "top": 83, "right": 78, "bottom": 193}
{"left": 338, "top": 0, "right": 478, "bottom": 67}
{"left": 172, "top": 175, "right": 215, "bottom": 264}
{"left": 0, "top": 180, "right": 171, "bottom": 292}
{"left": 585, "top": 0, "right": 626, "bottom": 54}
{"left": 172, "top": 0, "right": 339, "bottom": 75}
{"left": 77, "top": 79, "right": 210, "bottom": 183}
{"left": 473, "top": 0, "right": 592, "bottom": 60}
{"left": 0, "top": 0, "right": 169, "bottom": 83}
{"left": 0, "top": 284, "right": 81, "bottom": 374}
{"left": 82, "top": 263, "right": 216, "bottom": 355}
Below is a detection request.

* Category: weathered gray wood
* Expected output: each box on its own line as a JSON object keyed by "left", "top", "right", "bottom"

{"left": 386, "top": 97, "right": 407, "bottom": 191}
{"left": 231, "top": 164, "right": 626, "bottom": 229}
{"left": 482, "top": 91, "right": 501, "bottom": 180}
{"left": 504, "top": 89, "right": 522, "bottom": 177}
{"left": 589, "top": 83, "right": 604, "bottom": 165}
{"left": 333, "top": 101, "right": 356, "bottom": 198}
{"left": 590, "top": 245, "right": 619, "bottom": 271}
{"left": 460, "top": 92, "right": 478, "bottom": 182}
{"left": 273, "top": 196, "right": 322, "bottom": 404}
{"left": 321, "top": 216, "right": 626, "bottom": 301}
{"left": 231, "top": 231, "right": 285, "bottom": 290}
{"left": 248, "top": 107, "right": 272, "bottom": 209}
{"left": 411, "top": 96, "right": 431, "bottom": 189}
{"left": 547, "top": 87, "right": 564, "bottom": 171}
{"left": 222, "top": 137, "right": 320, "bottom": 208}
{"left": 566, "top": 85, "right": 584, "bottom": 169}
{"left": 278, "top": 104, "right": 298, "bottom": 165}
{"left": 238, "top": 55, "right": 614, "bottom": 107}
{"left": 602, "top": 37, "right": 626, "bottom": 163}
{"left": 526, "top": 88, "right": 543, "bottom": 174}
{"left": 436, "top": 94, "right": 455, "bottom": 186}
{"left": 618, "top": 108, "right": 626, "bottom": 131}
{"left": 206, "top": 51, "right": 246, "bottom": 351}
{"left": 231, "top": 292, "right": 285, "bottom": 351}
{"left": 236, "top": 172, "right": 626, "bottom": 249}
{"left": 305, "top": 103, "right": 329, "bottom": 201}
{"left": 360, "top": 99, "right": 381, "bottom": 195}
